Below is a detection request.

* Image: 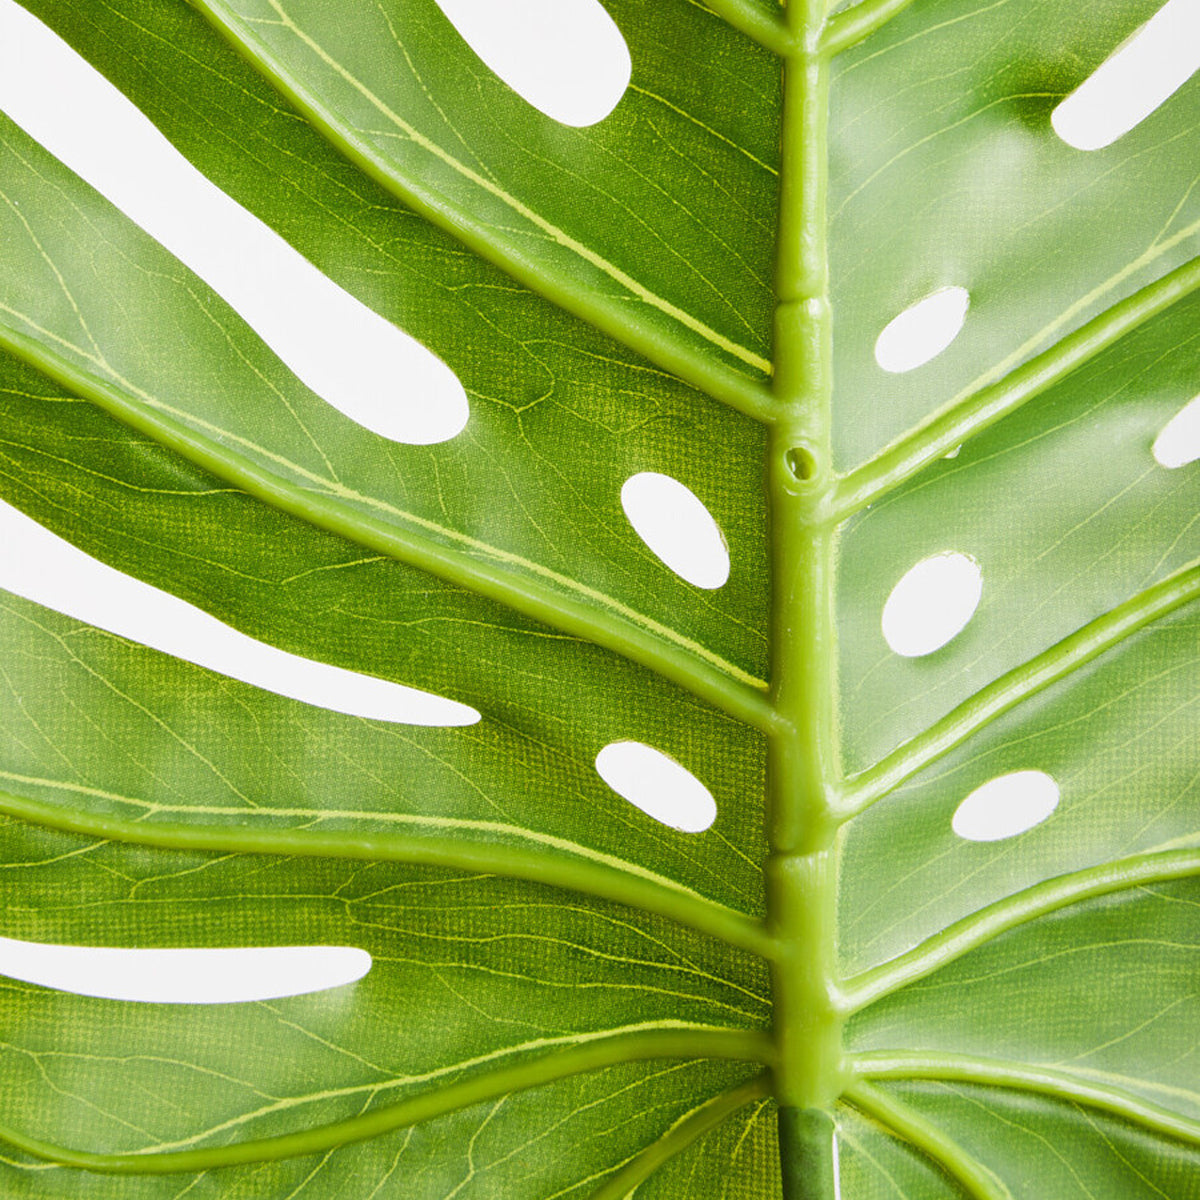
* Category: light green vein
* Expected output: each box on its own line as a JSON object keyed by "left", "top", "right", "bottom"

{"left": 841, "top": 560, "right": 1200, "bottom": 816}
{"left": 842, "top": 847, "right": 1200, "bottom": 1010}
{"left": 0, "top": 779, "right": 775, "bottom": 958}
{"left": 821, "top": 0, "right": 923, "bottom": 57}
{"left": 0, "top": 1027, "right": 772, "bottom": 1174}
{"left": 187, "top": 0, "right": 778, "bottom": 421}
{"left": 627, "top": 84, "right": 778, "bottom": 177}
{"left": 587, "top": 1072, "right": 771, "bottom": 1199}
{"left": 844, "top": 1080, "right": 1012, "bottom": 1200}
{"left": 853, "top": 1053, "right": 1200, "bottom": 1149}
{"left": 695, "top": 0, "right": 794, "bottom": 56}
{"left": 834, "top": 249, "right": 1200, "bottom": 519}
{"left": 0, "top": 323, "right": 777, "bottom": 732}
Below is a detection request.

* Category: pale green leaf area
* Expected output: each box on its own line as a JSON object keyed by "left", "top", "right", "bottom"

{"left": 0, "top": 0, "right": 1196, "bottom": 1195}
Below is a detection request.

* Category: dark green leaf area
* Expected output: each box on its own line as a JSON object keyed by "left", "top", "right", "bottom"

{"left": 0, "top": 817, "right": 767, "bottom": 1162}
{"left": 0, "top": 1057, "right": 760, "bottom": 1199}
{"left": 840, "top": 601, "right": 1199, "bottom": 974}
{"left": 868, "top": 1081, "right": 1200, "bottom": 1200}
{"left": 834, "top": 1104, "right": 960, "bottom": 1200}
{"left": 0, "top": 70, "right": 769, "bottom": 684}
{"left": 850, "top": 880, "right": 1200, "bottom": 1121}
{"left": 839, "top": 290, "right": 1200, "bottom": 771}
{"left": 830, "top": 0, "right": 1200, "bottom": 464}
{"left": 0, "top": 577, "right": 766, "bottom": 913}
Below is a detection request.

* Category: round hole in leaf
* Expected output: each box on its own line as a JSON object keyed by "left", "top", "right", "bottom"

{"left": 952, "top": 770, "right": 1061, "bottom": 841}
{"left": 882, "top": 551, "right": 982, "bottom": 657}
{"left": 620, "top": 472, "right": 730, "bottom": 589}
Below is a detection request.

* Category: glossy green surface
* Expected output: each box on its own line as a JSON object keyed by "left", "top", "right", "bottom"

{"left": 0, "top": 0, "right": 1196, "bottom": 1195}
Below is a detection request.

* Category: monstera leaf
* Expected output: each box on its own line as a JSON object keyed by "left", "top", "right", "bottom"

{"left": 0, "top": 0, "right": 1197, "bottom": 1195}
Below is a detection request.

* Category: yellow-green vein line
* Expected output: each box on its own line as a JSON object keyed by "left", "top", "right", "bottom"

{"left": 0, "top": 782, "right": 775, "bottom": 958}
{"left": 844, "top": 1080, "right": 1012, "bottom": 1200}
{"left": 842, "top": 847, "right": 1200, "bottom": 1010}
{"left": 853, "top": 1053, "right": 1200, "bottom": 1148}
{"left": 0, "top": 1029, "right": 773, "bottom": 1174}
{"left": 586, "top": 1072, "right": 772, "bottom": 1199}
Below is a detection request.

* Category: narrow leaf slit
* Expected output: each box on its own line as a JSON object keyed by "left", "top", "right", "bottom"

{"left": 0, "top": 938, "right": 370, "bottom": 1003}
{"left": 0, "top": 500, "right": 480, "bottom": 725}
{"left": 1052, "top": 0, "right": 1200, "bottom": 151}
{"left": 0, "top": 0, "right": 468, "bottom": 444}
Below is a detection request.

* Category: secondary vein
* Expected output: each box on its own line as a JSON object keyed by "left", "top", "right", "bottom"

{"left": 844, "top": 1080, "right": 1012, "bottom": 1200}
{"left": 841, "top": 560, "right": 1200, "bottom": 815}
{"left": 841, "top": 846, "right": 1200, "bottom": 1010}
{"left": 834, "top": 251, "right": 1200, "bottom": 520}
{"left": 0, "top": 784, "right": 776, "bottom": 958}
{"left": 852, "top": 1052, "right": 1200, "bottom": 1147}
{"left": 0, "top": 1027, "right": 773, "bottom": 1174}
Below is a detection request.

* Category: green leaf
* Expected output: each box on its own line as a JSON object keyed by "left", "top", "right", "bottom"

{"left": 0, "top": 0, "right": 1196, "bottom": 1195}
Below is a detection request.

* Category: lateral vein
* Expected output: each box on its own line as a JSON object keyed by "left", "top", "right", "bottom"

{"left": 841, "top": 560, "right": 1200, "bottom": 815}
{"left": 852, "top": 1052, "right": 1200, "bottom": 1147}
{"left": 0, "top": 782, "right": 775, "bottom": 958}
{"left": 695, "top": 0, "right": 794, "bottom": 56}
{"left": 0, "top": 327, "right": 778, "bottom": 732}
{"left": 585, "top": 1072, "right": 771, "bottom": 1199}
{"left": 844, "top": 1080, "right": 1012, "bottom": 1200}
{"left": 842, "top": 847, "right": 1200, "bottom": 1010}
{"left": 834, "top": 251, "right": 1200, "bottom": 520}
{"left": 188, "top": 0, "right": 779, "bottom": 421}
{"left": 821, "top": 0, "right": 923, "bottom": 57}
{"left": 0, "top": 1027, "right": 774, "bottom": 1174}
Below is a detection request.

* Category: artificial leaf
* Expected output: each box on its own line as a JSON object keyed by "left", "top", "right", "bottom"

{"left": 0, "top": 0, "right": 1196, "bottom": 1196}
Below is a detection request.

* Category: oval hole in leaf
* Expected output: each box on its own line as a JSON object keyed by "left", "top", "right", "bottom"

{"left": 0, "top": 0, "right": 467, "bottom": 444}
{"left": 595, "top": 742, "right": 716, "bottom": 833}
{"left": 0, "top": 938, "right": 370, "bottom": 1004}
{"left": 951, "top": 770, "right": 1061, "bottom": 841}
{"left": 0, "top": 501, "right": 480, "bottom": 726}
{"left": 1051, "top": 0, "right": 1200, "bottom": 152}
{"left": 882, "top": 551, "right": 982, "bottom": 657}
{"left": 1152, "top": 393, "right": 1200, "bottom": 468}
{"left": 874, "top": 286, "right": 970, "bottom": 373}
{"left": 433, "top": 0, "right": 631, "bottom": 127}
{"left": 620, "top": 472, "right": 730, "bottom": 589}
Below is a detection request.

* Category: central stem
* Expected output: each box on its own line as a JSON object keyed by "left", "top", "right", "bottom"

{"left": 768, "top": 2, "right": 844, "bottom": 1196}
